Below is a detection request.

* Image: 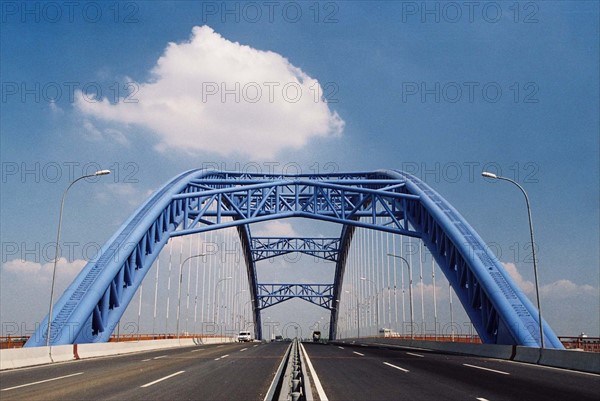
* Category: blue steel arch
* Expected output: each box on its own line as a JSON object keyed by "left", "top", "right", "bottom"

{"left": 26, "top": 169, "right": 563, "bottom": 348}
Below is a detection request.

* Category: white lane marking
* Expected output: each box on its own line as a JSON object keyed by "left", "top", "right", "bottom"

{"left": 383, "top": 362, "right": 409, "bottom": 372}
{"left": 214, "top": 354, "right": 229, "bottom": 361}
{"left": 406, "top": 352, "right": 424, "bottom": 358}
{"left": 353, "top": 351, "right": 365, "bottom": 356}
{"left": 463, "top": 363, "right": 510, "bottom": 375}
{"left": 253, "top": 344, "right": 258, "bottom": 347}
{"left": 476, "top": 398, "right": 490, "bottom": 401}
{"left": 140, "top": 371, "right": 185, "bottom": 388}
{"left": 190, "top": 348, "right": 204, "bottom": 352}
{"left": 240, "top": 348, "right": 248, "bottom": 352}
{"left": 338, "top": 346, "right": 344, "bottom": 350}
{"left": 299, "top": 342, "right": 329, "bottom": 401}
{"left": 1, "top": 372, "right": 84, "bottom": 392}
{"left": 153, "top": 355, "right": 167, "bottom": 360}
{"left": 142, "top": 358, "right": 152, "bottom": 362}
{"left": 502, "top": 359, "right": 600, "bottom": 377}
{"left": 217, "top": 345, "right": 224, "bottom": 348}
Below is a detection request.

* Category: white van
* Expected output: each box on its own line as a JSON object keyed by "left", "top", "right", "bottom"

{"left": 237, "top": 330, "right": 252, "bottom": 342}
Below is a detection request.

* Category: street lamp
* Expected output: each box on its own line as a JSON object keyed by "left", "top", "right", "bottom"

{"left": 177, "top": 254, "right": 205, "bottom": 339}
{"left": 213, "top": 277, "right": 233, "bottom": 324}
{"left": 344, "top": 289, "right": 360, "bottom": 338}
{"left": 481, "top": 171, "right": 544, "bottom": 348}
{"left": 360, "top": 277, "right": 379, "bottom": 336}
{"left": 232, "top": 289, "right": 247, "bottom": 329}
{"left": 46, "top": 169, "right": 111, "bottom": 348}
{"left": 387, "top": 253, "right": 414, "bottom": 339}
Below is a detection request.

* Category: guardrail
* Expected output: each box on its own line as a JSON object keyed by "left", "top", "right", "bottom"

{"left": 265, "top": 339, "right": 313, "bottom": 401}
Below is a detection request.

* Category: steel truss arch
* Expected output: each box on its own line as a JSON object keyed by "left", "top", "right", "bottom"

{"left": 26, "top": 169, "right": 562, "bottom": 349}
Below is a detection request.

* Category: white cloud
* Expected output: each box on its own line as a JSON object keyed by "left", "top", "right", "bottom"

{"left": 539, "top": 279, "right": 597, "bottom": 299}
{"left": 252, "top": 220, "right": 299, "bottom": 237}
{"left": 1, "top": 258, "right": 87, "bottom": 329}
{"left": 97, "top": 183, "right": 145, "bottom": 207}
{"left": 2, "top": 258, "right": 86, "bottom": 284}
{"left": 49, "top": 101, "right": 64, "bottom": 115}
{"left": 502, "top": 262, "right": 535, "bottom": 295}
{"left": 82, "top": 119, "right": 130, "bottom": 146}
{"left": 502, "top": 262, "right": 598, "bottom": 299}
{"left": 75, "top": 26, "right": 344, "bottom": 158}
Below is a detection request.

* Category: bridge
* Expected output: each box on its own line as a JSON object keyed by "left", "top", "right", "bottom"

{"left": 4, "top": 169, "right": 599, "bottom": 400}
{"left": 25, "top": 169, "right": 563, "bottom": 348}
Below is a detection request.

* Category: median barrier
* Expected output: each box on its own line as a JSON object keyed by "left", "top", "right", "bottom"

{"left": 50, "top": 344, "right": 76, "bottom": 363}
{"left": 513, "top": 346, "right": 542, "bottom": 364}
{"left": 0, "top": 337, "right": 234, "bottom": 370}
{"left": 0, "top": 346, "right": 51, "bottom": 370}
{"left": 538, "top": 347, "right": 600, "bottom": 374}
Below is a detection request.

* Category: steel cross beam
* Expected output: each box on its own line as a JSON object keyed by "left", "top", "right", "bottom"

{"left": 251, "top": 237, "right": 340, "bottom": 262}
{"left": 256, "top": 284, "right": 334, "bottom": 310}
{"left": 171, "top": 178, "right": 421, "bottom": 239}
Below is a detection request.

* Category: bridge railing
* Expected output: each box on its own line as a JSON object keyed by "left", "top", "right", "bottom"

{"left": 559, "top": 337, "right": 600, "bottom": 353}
{"left": 365, "top": 334, "right": 482, "bottom": 343}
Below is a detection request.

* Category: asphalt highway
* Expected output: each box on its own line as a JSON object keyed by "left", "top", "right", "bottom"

{"left": 302, "top": 342, "right": 600, "bottom": 401}
{"left": 1, "top": 341, "right": 598, "bottom": 401}
{"left": 0, "top": 342, "right": 288, "bottom": 401}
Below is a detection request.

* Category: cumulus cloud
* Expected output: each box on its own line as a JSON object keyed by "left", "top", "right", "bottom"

{"left": 502, "top": 262, "right": 535, "bottom": 295}
{"left": 1, "top": 258, "right": 88, "bottom": 329}
{"left": 252, "top": 220, "right": 299, "bottom": 237}
{"left": 502, "top": 262, "right": 598, "bottom": 299}
{"left": 2, "top": 258, "right": 86, "bottom": 284}
{"left": 82, "top": 119, "right": 130, "bottom": 146}
{"left": 75, "top": 26, "right": 344, "bottom": 158}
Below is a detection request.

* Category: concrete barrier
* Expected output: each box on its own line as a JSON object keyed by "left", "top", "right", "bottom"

{"left": 0, "top": 346, "right": 51, "bottom": 370}
{"left": 50, "top": 344, "right": 76, "bottom": 363}
{"left": 538, "top": 348, "right": 600, "bottom": 373}
{"left": 0, "top": 337, "right": 234, "bottom": 371}
{"left": 513, "top": 346, "right": 542, "bottom": 364}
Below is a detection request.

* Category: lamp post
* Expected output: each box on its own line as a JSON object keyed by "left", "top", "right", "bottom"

{"left": 387, "top": 253, "right": 414, "bottom": 339}
{"left": 213, "top": 277, "right": 233, "bottom": 324}
{"left": 232, "top": 289, "right": 247, "bottom": 329}
{"left": 481, "top": 171, "right": 544, "bottom": 348}
{"left": 46, "top": 169, "right": 111, "bottom": 348}
{"left": 344, "top": 289, "right": 360, "bottom": 338}
{"left": 177, "top": 254, "right": 205, "bottom": 339}
{"left": 360, "top": 277, "right": 379, "bottom": 336}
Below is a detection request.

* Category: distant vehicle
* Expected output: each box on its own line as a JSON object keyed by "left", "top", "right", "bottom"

{"left": 275, "top": 335, "right": 284, "bottom": 342}
{"left": 237, "top": 330, "right": 252, "bottom": 342}
{"left": 312, "top": 331, "right": 321, "bottom": 342}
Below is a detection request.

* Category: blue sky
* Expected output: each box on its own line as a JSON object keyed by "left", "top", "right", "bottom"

{"left": 1, "top": 1, "right": 598, "bottom": 339}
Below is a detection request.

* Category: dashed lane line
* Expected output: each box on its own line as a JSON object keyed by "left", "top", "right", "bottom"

{"left": 383, "top": 362, "right": 409, "bottom": 373}
{"left": 140, "top": 371, "right": 185, "bottom": 388}
{"left": 406, "top": 352, "right": 424, "bottom": 358}
{"left": 353, "top": 351, "right": 365, "bottom": 356}
{"left": 1, "top": 372, "right": 84, "bottom": 392}
{"left": 463, "top": 363, "right": 510, "bottom": 375}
